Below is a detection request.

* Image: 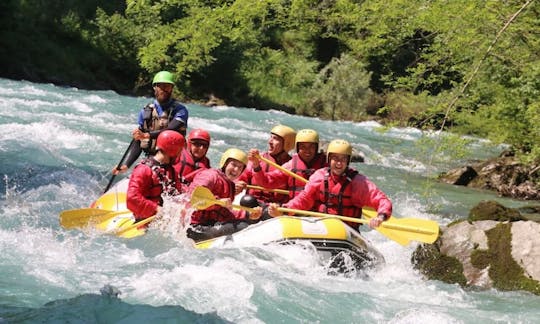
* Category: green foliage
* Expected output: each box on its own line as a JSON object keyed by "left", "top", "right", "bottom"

{"left": 1, "top": 0, "right": 539, "bottom": 164}
{"left": 302, "top": 54, "right": 373, "bottom": 121}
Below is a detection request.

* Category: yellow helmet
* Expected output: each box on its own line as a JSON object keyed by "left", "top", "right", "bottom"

{"left": 271, "top": 125, "right": 296, "bottom": 152}
{"left": 219, "top": 148, "right": 248, "bottom": 169}
{"left": 327, "top": 139, "right": 352, "bottom": 162}
{"left": 296, "top": 129, "right": 319, "bottom": 144}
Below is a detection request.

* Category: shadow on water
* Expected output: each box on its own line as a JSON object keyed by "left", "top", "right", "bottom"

{"left": 0, "top": 285, "right": 232, "bottom": 324}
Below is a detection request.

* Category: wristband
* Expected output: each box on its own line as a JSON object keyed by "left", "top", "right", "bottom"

{"left": 253, "top": 165, "right": 262, "bottom": 172}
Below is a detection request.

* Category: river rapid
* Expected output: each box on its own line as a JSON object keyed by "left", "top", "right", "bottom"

{"left": 0, "top": 78, "right": 538, "bottom": 323}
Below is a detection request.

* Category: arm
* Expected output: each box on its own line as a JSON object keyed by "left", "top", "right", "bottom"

{"left": 127, "top": 165, "right": 159, "bottom": 219}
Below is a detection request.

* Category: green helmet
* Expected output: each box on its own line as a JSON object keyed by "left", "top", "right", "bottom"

{"left": 152, "top": 71, "right": 175, "bottom": 85}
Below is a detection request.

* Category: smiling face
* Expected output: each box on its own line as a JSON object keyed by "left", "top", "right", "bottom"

{"left": 153, "top": 83, "right": 173, "bottom": 104}
{"left": 297, "top": 142, "right": 317, "bottom": 163}
{"left": 267, "top": 133, "right": 284, "bottom": 155}
{"left": 328, "top": 153, "right": 349, "bottom": 176}
{"left": 224, "top": 159, "right": 246, "bottom": 180}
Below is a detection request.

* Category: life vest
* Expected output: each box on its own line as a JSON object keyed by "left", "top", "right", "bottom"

{"left": 288, "top": 153, "right": 326, "bottom": 198}
{"left": 140, "top": 100, "right": 186, "bottom": 153}
{"left": 140, "top": 158, "right": 179, "bottom": 205}
{"left": 247, "top": 151, "right": 291, "bottom": 204}
{"left": 174, "top": 149, "right": 211, "bottom": 185}
{"left": 316, "top": 168, "right": 362, "bottom": 222}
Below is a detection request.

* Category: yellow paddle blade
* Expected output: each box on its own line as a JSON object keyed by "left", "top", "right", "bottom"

{"left": 191, "top": 186, "right": 255, "bottom": 212}
{"left": 362, "top": 208, "right": 440, "bottom": 245}
{"left": 191, "top": 186, "right": 224, "bottom": 210}
{"left": 59, "top": 208, "right": 132, "bottom": 229}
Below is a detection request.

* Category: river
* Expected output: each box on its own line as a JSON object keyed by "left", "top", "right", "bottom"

{"left": 0, "top": 78, "right": 538, "bottom": 323}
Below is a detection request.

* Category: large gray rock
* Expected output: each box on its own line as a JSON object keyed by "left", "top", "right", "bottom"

{"left": 412, "top": 201, "right": 540, "bottom": 295}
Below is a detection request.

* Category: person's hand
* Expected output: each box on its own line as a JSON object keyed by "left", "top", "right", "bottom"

{"left": 234, "top": 181, "right": 246, "bottom": 195}
{"left": 267, "top": 203, "right": 281, "bottom": 217}
{"left": 219, "top": 198, "right": 232, "bottom": 209}
{"left": 248, "top": 206, "right": 262, "bottom": 220}
{"left": 112, "top": 165, "right": 128, "bottom": 175}
{"left": 369, "top": 214, "right": 387, "bottom": 228}
{"left": 247, "top": 148, "right": 260, "bottom": 168}
{"left": 132, "top": 128, "right": 150, "bottom": 141}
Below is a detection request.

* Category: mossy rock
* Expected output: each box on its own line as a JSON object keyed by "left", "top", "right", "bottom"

{"left": 482, "top": 223, "right": 540, "bottom": 294}
{"left": 411, "top": 240, "right": 467, "bottom": 286}
{"left": 469, "top": 200, "right": 524, "bottom": 222}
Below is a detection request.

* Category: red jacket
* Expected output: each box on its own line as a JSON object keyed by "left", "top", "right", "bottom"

{"left": 238, "top": 151, "right": 291, "bottom": 204}
{"left": 127, "top": 158, "right": 182, "bottom": 220}
{"left": 284, "top": 167, "right": 392, "bottom": 224}
{"left": 188, "top": 168, "right": 247, "bottom": 225}
{"left": 252, "top": 153, "right": 327, "bottom": 199}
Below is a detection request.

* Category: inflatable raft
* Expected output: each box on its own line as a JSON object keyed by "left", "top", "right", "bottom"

{"left": 195, "top": 216, "right": 384, "bottom": 271}
{"left": 84, "top": 178, "right": 384, "bottom": 270}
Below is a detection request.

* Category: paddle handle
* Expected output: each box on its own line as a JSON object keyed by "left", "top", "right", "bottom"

{"left": 256, "top": 154, "right": 308, "bottom": 184}
{"left": 246, "top": 184, "right": 289, "bottom": 195}
{"left": 104, "top": 139, "right": 136, "bottom": 193}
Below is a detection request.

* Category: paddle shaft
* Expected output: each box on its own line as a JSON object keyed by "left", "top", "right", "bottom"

{"left": 116, "top": 215, "right": 155, "bottom": 236}
{"left": 256, "top": 154, "right": 308, "bottom": 184}
{"left": 246, "top": 184, "right": 289, "bottom": 195}
{"left": 278, "top": 207, "right": 437, "bottom": 235}
{"left": 104, "top": 139, "right": 135, "bottom": 193}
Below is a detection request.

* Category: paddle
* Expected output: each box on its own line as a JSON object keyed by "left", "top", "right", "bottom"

{"left": 192, "top": 186, "right": 438, "bottom": 245}
{"left": 104, "top": 139, "right": 135, "bottom": 193}
{"left": 191, "top": 186, "right": 256, "bottom": 212}
{"left": 276, "top": 207, "right": 439, "bottom": 246}
{"left": 115, "top": 215, "right": 155, "bottom": 237}
{"left": 256, "top": 154, "right": 308, "bottom": 184}
{"left": 59, "top": 208, "right": 133, "bottom": 229}
{"left": 245, "top": 184, "right": 289, "bottom": 195}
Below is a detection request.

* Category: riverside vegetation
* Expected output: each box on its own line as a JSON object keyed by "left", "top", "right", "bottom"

{"left": 1, "top": 1, "right": 539, "bottom": 178}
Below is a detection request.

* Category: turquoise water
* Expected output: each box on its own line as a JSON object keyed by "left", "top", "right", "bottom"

{"left": 0, "top": 78, "right": 538, "bottom": 323}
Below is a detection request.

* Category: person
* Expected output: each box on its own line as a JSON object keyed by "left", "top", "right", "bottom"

{"left": 127, "top": 130, "right": 185, "bottom": 221}
{"left": 113, "top": 71, "right": 189, "bottom": 174}
{"left": 267, "top": 139, "right": 392, "bottom": 229}
{"left": 249, "top": 128, "right": 327, "bottom": 201}
{"left": 174, "top": 128, "right": 211, "bottom": 188}
{"left": 237, "top": 124, "right": 296, "bottom": 204}
{"left": 187, "top": 148, "right": 262, "bottom": 241}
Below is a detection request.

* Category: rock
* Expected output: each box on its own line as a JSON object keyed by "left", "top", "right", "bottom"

{"left": 438, "top": 156, "right": 540, "bottom": 200}
{"left": 412, "top": 216, "right": 540, "bottom": 295}
{"left": 439, "top": 166, "right": 477, "bottom": 185}
{"left": 468, "top": 200, "right": 524, "bottom": 222}
{"left": 204, "top": 94, "right": 226, "bottom": 107}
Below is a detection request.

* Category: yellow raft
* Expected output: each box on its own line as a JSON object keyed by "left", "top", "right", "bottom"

{"left": 86, "top": 178, "right": 384, "bottom": 269}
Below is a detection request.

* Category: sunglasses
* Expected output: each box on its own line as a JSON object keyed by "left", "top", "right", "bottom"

{"left": 190, "top": 141, "right": 209, "bottom": 148}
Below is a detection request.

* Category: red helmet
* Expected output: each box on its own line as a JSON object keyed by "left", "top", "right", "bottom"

{"left": 156, "top": 130, "right": 185, "bottom": 158}
{"left": 188, "top": 128, "right": 211, "bottom": 149}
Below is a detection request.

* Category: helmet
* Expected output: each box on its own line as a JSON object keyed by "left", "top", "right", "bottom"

{"left": 156, "top": 130, "right": 185, "bottom": 158}
{"left": 295, "top": 129, "right": 319, "bottom": 149}
{"left": 326, "top": 139, "right": 352, "bottom": 162}
{"left": 271, "top": 125, "right": 296, "bottom": 152}
{"left": 219, "top": 148, "right": 248, "bottom": 169}
{"left": 152, "top": 71, "right": 175, "bottom": 85}
{"left": 188, "top": 128, "right": 211, "bottom": 143}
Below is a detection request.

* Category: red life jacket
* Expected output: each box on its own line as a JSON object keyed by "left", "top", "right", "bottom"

{"left": 174, "top": 149, "right": 211, "bottom": 185}
{"left": 315, "top": 168, "right": 362, "bottom": 224}
{"left": 127, "top": 158, "right": 180, "bottom": 219}
{"left": 288, "top": 153, "right": 327, "bottom": 198}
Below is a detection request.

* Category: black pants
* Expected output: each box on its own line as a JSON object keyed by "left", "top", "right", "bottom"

{"left": 187, "top": 221, "right": 251, "bottom": 242}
